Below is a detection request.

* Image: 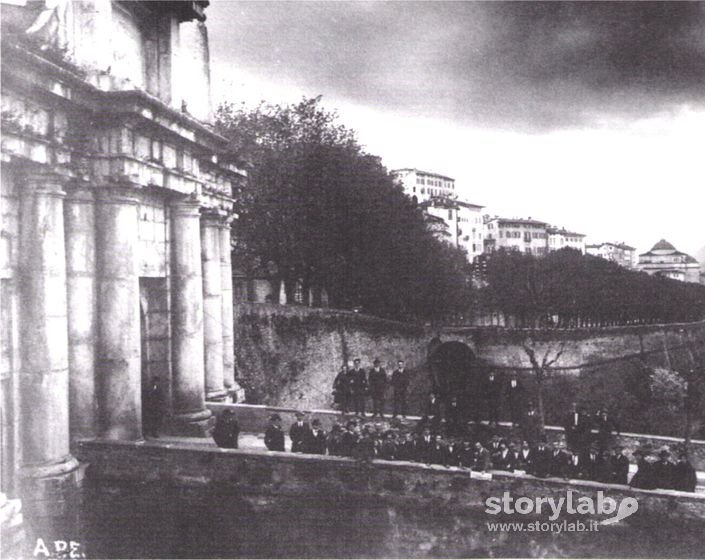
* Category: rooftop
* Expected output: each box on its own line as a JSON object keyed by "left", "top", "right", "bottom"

{"left": 391, "top": 168, "right": 455, "bottom": 182}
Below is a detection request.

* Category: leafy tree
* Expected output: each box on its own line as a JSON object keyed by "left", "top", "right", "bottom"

{"left": 216, "top": 97, "right": 473, "bottom": 322}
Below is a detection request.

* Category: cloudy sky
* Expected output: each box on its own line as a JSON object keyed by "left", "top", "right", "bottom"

{"left": 206, "top": 1, "right": 705, "bottom": 257}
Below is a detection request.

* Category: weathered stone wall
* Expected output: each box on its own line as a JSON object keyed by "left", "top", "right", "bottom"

{"left": 233, "top": 307, "right": 705, "bottom": 435}
{"left": 76, "top": 440, "right": 705, "bottom": 559}
{"left": 233, "top": 303, "right": 429, "bottom": 409}
{"left": 443, "top": 320, "right": 705, "bottom": 372}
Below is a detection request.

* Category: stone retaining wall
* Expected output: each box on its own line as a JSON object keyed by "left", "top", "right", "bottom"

{"left": 76, "top": 439, "right": 705, "bottom": 558}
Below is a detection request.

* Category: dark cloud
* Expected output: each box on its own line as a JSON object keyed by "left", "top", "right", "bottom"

{"left": 207, "top": 1, "right": 705, "bottom": 130}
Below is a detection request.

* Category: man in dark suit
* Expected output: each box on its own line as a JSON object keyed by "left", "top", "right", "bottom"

{"left": 516, "top": 440, "right": 533, "bottom": 472}
{"left": 654, "top": 449, "right": 675, "bottom": 489}
{"left": 492, "top": 441, "right": 512, "bottom": 471}
{"left": 212, "top": 409, "right": 239, "bottom": 449}
{"left": 563, "top": 402, "right": 591, "bottom": 454}
{"left": 530, "top": 441, "right": 552, "bottom": 478}
{"left": 506, "top": 374, "right": 525, "bottom": 427}
{"left": 672, "top": 452, "right": 697, "bottom": 492}
{"left": 368, "top": 359, "right": 388, "bottom": 418}
{"left": 304, "top": 419, "right": 328, "bottom": 454}
{"left": 594, "top": 409, "right": 619, "bottom": 452}
{"left": 349, "top": 358, "right": 368, "bottom": 416}
{"left": 611, "top": 446, "right": 630, "bottom": 485}
{"left": 289, "top": 411, "right": 311, "bottom": 453}
{"left": 416, "top": 428, "right": 437, "bottom": 464}
{"left": 333, "top": 364, "right": 351, "bottom": 414}
{"left": 549, "top": 443, "right": 571, "bottom": 479}
{"left": 487, "top": 434, "right": 503, "bottom": 456}
{"left": 264, "top": 413, "right": 285, "bottom": 451}
{"left": 484, "top": 371, "right": 502, "bottom": 425}
{"left": 522, "top": 401, "right": 542, "bottom": 445}
{"left": 473, "top": 442, "right": 492, "bottom": 472}
{"left": 391, "top": 360, "right": 410, "bottom": 418}
{"left": 340, "top": 420, "right": 359, "bottom": 457}
{"left": 581, "top": 445, "right": 602, "bottom": 481}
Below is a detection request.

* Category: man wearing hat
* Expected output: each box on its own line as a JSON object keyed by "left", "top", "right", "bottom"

{"left": 654, "top": 447, "right": 675, "bottom": 490}
{"left": 265, "top": 414, "right": 285, "bottom": 451}
{"left": 289, "top": 411, "right": 311, "bottom": 453}
{"left": 610, "top": 446, "right": 630, "bottom": 485}
{"left": 368, "top": 359, "right": 388, "bottom": 418}
{"left": 391, "top": 360, "right": 410, "bottom": 418}
{"left": 349, "top": 358, "right": 368, "bottom": 416}
{"left": 304, "top": 418, "right": 328, "bottom": 455}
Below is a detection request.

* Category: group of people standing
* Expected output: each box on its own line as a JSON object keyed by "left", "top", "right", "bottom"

{"left": 332, "top": 358, "right": 411, "bottom": 418}
{"left": 255, "top": 401, "right": 697, "bottom": 493}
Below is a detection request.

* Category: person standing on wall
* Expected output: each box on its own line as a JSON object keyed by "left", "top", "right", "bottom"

{"left": 349, "top": 358, "right": 368, "bottom": 417}
{"left": 484, "top": 370, "right": 502, "bottom": 426}
{"left": 391, "top": 360, "right": 410, "bottom": 418}
{"left": 333, "top": 363, "right": 351, "bottom": 414}
{"left": 289, "top": 411, "right": 311, "bottom": 452}
{"left": 264, "top": 413, "right": 285, "bottom": 452}
{"left": 368, "top": 358, "right": 388, "bottom": 418}
{"left": 506, "top": 373, "right": 525, "bottom": 427}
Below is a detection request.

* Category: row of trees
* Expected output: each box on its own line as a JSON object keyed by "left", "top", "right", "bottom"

{"left": 216, "top": 97, "right": 473, "bottom": 322}
{"left": 216, "top": 97, "right": 705, "bottom": 327}
{"left": 478, "top": 248, "right": 705, "bottom": 328}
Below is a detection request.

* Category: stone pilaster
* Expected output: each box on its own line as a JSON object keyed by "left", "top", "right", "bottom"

{"left": 169, "top": 199, "right": 211, "bottom": 433}
{"left": 201, "top": 210, "right": 227, "bottom": 401}
{"left": 219, "top": 221, "right": 235, "bottom": 391}
{"left": 18, "top": 172, "right": 79, "bottom": 518}
{"left": 95, "top": 187, "right": 142, "bottom": 440}
{"left": 64, "top": 186, "right": 97, "bottom": 440}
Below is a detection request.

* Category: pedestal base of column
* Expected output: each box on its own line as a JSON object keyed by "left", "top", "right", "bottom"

{"left": 206, "top": 390, "right": 230, "bottom": 403}
{"left": 166, "top": 409, "right": 213, "bottom": 437}
{"left": 20, "top": 455, "right": 81, "bottom": 538}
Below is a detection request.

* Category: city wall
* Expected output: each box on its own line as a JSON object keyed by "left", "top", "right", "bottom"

{"left": 233, "top": 303, "right": 705, "bottom": 413}
{"left": 76, "top": 439, "right": 705, "bottom": 558}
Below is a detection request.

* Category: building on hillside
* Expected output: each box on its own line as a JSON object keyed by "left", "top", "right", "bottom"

{"left": 483, "top": 216, "right": 549, "bottom": 256}
{"left": 0, "top": 0, "right": 245, "bottom": 515}
{"left": 637, "top": 239, "right": 701, "bottom": 283}
{"left": 421, "top": 197, "right": 485, "bottom": 261}
{"left": 391, "top": 168, "right": 455, "bottom": 204}
{"left": 586, "top": 242, "right": 637, "bottom": 269}
{"left": 547, "top": 227, "right": 586, "bottom": 254}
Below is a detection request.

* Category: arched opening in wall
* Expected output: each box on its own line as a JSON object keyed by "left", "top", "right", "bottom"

{"left": 427, "top": 340, "right": 479, "bottom": 423}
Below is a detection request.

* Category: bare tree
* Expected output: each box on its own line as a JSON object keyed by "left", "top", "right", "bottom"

{"left": 521, "top": 340, "right": 566, "bottom": 432}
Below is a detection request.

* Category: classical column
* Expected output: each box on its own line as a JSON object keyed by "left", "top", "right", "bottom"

{"left": 170, "top": 199, "right": 211, "bottom": 433}
{"left": 64, "top": 186, "right": 97, "bottom": 440}
{"left": 18, "top": 173, "right": 79, "bottom": 512}
{"left": 95, "top": 187, "right": 142, "bottom": 440}
{"left": 219, "top": 221, "right": 235, "bottom": 391}
{"left": 201, "top": 210, "right": 227, "bottom": 401}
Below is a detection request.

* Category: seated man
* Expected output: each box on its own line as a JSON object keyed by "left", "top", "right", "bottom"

{"left": 672, "top": 452, "right": 697, "bottom": 493}
{"left": 212, "top": 409, "right": 239, "bottom": 449}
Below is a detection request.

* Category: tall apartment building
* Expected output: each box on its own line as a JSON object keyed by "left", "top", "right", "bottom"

{"left": 392, "top": 168, "right": 456, "bottom": 204}
{"left": 422, "top": 198, "right": 485, "bottom": 261}
{"left": 586, "top": 242, "right": 636, "bottom": 269}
